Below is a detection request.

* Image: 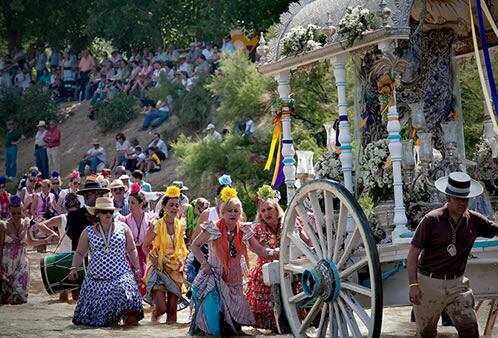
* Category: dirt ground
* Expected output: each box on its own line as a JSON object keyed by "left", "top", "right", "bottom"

{"left": 1, "top": 248, "right": 497, "bottom": 337}
{"left": 1, "top": 101, "right": 181, "bottom": 192}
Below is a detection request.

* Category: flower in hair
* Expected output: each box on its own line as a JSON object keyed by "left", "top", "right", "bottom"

{"left": 71, "top": 170, "right": 80, "bottom": 178}
{"left": 220, "top": 186, "right": 238, "bottom": 203}
{"left": 130, "top": 183, "right": 141, "bottom": 194}
{"left": 165, "top": 185, "right": 181, "bottom": 198}
{"left": 257, "top": 184, "right": 277, "bottom": 200}
{"left": 218, "top": 174, "right": 232, "bottom": 186}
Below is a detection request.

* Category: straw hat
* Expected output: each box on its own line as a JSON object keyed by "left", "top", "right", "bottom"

{"left": 435, "top": 172, "right": 483, "bottom": 199}
{"left": 110, "top": 179, "right": 125, "bottom": 190}
{"left": 37, "top": 120, "right": 46, "bottom": 127}
{"left": 88, "top": 197, "right": 119, "bottom": 215}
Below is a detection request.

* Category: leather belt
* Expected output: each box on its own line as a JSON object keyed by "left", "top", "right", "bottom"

{"left": 419, "top": 269, "right": 462, "bottom": 280}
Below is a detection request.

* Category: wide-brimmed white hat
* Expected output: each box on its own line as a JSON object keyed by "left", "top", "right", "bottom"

{"left": 88, "top": 197, "right": 119, "bottom": 215}
{"left": 37, "top": 120, "right": 46, "bottom": 127}
{"left": 205, "top": 123, "right": 215, "bottom": 131}
{"left": 435, "top": 172, "right": 483, "bottom": 199}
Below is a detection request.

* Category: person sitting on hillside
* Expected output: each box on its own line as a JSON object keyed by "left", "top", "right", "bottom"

{"left": 140, "top": 100, "right": 171, "bottom": 130}
{"left": 142, "top": 146, "right": 161, "bottom": 174}
{"left": 78, "top": 139, "right": 106, "bottom": 176}
{"left": 203, "top": 123, "right": 222, "bottom": 143}
{"left": 148, "top": 132, "right": 168, "bottom": 160}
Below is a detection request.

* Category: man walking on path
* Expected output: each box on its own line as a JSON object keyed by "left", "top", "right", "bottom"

{"left": 44, "top": 120, "right": 61, "bottom": 174}
{"left": 4, "top": 121, "right": 23, "bottom": 179}
{"left": 34, "top": 121, "right": 49, "bottom": 178}
{"left": 407, "top": 172, "right": 498, "bottom": 338}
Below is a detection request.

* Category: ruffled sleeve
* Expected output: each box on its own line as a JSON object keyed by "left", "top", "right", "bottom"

{"left": 200, "top": 221, "right": 221, "bottom": 241}
{"left": 239, "top": 222, "right": 255, "bottom": 245}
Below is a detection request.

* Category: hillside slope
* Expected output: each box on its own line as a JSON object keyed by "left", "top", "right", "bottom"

{"left": 1, "top": 102, "right": 181, "bottom": 191}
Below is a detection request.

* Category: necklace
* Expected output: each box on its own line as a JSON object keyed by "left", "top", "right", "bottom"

{"left": 132, "top": 212, "right": 144, "bottom": 245}
{"left": 98, "top": 223, "right": 113, "bottom": 254}
{"left": 447, "top": 216, "right": 464, "bottom": 257}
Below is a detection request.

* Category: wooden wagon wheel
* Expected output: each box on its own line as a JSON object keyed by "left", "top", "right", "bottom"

{"left": 280, "top": 179, "right": 383, "bottom": 338}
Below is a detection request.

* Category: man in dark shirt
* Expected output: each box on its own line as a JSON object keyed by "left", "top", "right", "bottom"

{"left": 66, "top": 181, "right": 109, "bottom": 250}
{"left": 5, "top": 120, "right": 23, "bottom": 179}
{"left": 407, "top": 172, "right": 498, "bottom": 338}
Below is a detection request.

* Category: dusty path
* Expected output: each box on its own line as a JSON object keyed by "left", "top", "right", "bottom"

{"left": 0, "top": 249, "right": 496, "bottom": 337}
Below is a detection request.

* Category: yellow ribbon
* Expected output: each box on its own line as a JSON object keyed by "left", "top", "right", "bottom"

{"left": 469, "top": 0, "right": 498, "bottom": 136}
{"left": 384, "top": 154, "right": 392, "bottom": 169}
{"left": 264, "top": 113, "right": 283, "bottom": 185}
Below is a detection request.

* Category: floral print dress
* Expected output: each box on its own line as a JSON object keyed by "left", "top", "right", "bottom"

{"left": 244, "top": 222, "right": 281, "bottom": 329}
{"left": 0, "top": 220, "right": 30, "bottom": 304}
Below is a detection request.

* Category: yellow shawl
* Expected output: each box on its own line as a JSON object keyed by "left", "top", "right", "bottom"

{"left": 149, "top": 215, "right": 187, "bottom": 273}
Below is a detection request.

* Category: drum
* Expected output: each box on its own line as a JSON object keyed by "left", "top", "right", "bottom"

{"left": 40, "top": 252, "right": 86, "bottom": 295}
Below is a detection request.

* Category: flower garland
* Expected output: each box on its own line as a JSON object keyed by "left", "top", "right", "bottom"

{"left": 314, "top": 151, "right": 343, "bottom": 182}
{"left": 338, "top": 5, "right": 377, "bottom": 47}
{"left": 359, "top": 139, "right": 393, "bottom": 204}
{"left": 281, "top": 24, "right": 327, "bottom": 58}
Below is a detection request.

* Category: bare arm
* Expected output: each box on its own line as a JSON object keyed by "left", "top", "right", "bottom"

{"left": 407, "top": 244, "right": 423, "bottom": 305}
{"left": 248, "top": 236, "right": 277, "bottom": 258}
{"left": 71, "top": 229, "right": 89, "bottom": 268}
{"left": 35, "top": 216, "right": 61, "bottom": 239}
{"left": 124, "top": 224, "right": 140, "bottom": 270}
{"left": 30, "top": 195, "right": 38, "bottom": 219}
{"left": 142, "top": 223, "right": 155, "bottom": 257}
{"left": 407, "top": 245, "right": 421, "bottom": 284}
{"left": 68, "top": 229, "right": 89, "bottom": 280}
{"left": 191, "top": 230, "right": 210, "bottom": 264}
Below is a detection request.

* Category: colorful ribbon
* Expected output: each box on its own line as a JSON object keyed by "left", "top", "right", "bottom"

{"left": 264, "top": 113, "right": 283, "bottom": 186}
{"left": 333, "top": 119, "right": 341, "bottom": 154}
{"left": 469, "top": 0, "right": 498, "bottom": 135}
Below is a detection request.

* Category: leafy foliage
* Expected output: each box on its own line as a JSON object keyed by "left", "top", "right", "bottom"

{"left": 172, "top": 133, "right": 270, "bottom": 218}
{"left": 95, "top": 92, "right": 138, "bottom": 133}
{"left": 0, "top": 84, "right": 58, "bottom": 136}
{"left": 207, "top": 53, "right": 272, "bottom": 123}
{"left": 147, "top": 73, "right": 214, "bottom": 131}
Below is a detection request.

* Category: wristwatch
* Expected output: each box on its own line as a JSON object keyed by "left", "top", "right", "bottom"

{"left": 268, "top": 249, "right": 275, "bottom": 257}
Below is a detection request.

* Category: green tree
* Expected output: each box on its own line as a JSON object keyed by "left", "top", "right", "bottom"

{"left": 207, "top": 53, "right": 272, "bottom": 123}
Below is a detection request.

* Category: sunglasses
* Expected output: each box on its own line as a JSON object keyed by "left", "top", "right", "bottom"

{"left": 0, "top": 185, "right": 5, "bottom": 189}
{"left": 112, "top": 188, "right": 124, "bottom": 193}
{"left": 52, "top": 181, "right": 60, "bottom": 185}
{"left": 29, "top": 179, "right": 36, "bottom": 183}
{"left": 229, "top": 240, "right": 237, "bottom": 257}
{"left": 99, "top": 210, "right": 114, "bottom": 215}
{"left": 73, "top": 181, "right": 81, "bottom": 185}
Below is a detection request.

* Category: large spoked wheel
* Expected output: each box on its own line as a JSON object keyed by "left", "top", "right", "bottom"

{"left": 280, "top": 179, "right": 382, "bottom": 338}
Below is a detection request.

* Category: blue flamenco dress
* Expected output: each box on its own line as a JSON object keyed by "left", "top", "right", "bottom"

{"left": 73, "top": 222, "right": 144, "bottom": 326}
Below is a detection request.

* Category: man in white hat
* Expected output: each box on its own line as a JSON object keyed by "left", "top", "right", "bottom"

{"left": 78, "top": 138, "right": 106, "bottom": 176}
{"left": 34, "top": 120, "right": 49, "bottom": 178}
{"left": 203, "top": 123, "right": 222, "bottom": 143}
{"left": 407, "top": 172, "right": 498, "bottom": 338}
{"left": 111, "top": 179, "right": 129, "bottom": 216}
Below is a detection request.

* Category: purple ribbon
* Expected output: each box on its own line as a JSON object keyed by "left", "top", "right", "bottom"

{"left": 476, "top": 0, "right": 498, "bottom": 119}
{"left": 272, "top": 155, "right": 285, "bottom": 188}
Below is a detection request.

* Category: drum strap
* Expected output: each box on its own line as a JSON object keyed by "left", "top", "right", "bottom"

{"left": 51, "top": 229, "right": 68, "bottom": 254}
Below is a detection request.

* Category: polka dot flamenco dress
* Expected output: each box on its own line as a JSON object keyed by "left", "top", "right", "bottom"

{"left": 73, "top": 222, "right": 144, "bottom": 326}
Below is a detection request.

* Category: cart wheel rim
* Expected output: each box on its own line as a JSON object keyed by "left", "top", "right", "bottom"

{"left": 279, "top": 179, "right": 383, "bottom": 338}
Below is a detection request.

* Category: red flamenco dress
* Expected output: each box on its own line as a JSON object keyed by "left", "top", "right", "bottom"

{"left": 244, "top": 222, "right": 280, "bottom": 330}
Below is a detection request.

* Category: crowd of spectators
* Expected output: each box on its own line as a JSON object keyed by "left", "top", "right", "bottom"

{"left": 0, "top": 37, "right": 236, "bottom": 114}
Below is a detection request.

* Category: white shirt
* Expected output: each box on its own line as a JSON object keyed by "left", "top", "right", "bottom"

{"left": 204, "top": 130, "right": 222, "bottom": 143}
{"left": 245, "top": 119, "right": 255, "bottom": 133}
{"left": 202, "top": 48, "right": 214, "bottom": 60}
{"left": 35, "top": 129, "right": 47, "bottom": 146}
{"left": 148, "top": 139, "right": 168, "bottom": 157}
{"left": 116, "top": 140, "right": 129, "bottom": 152}
{"left": 87, "top": 146, "right": 106, "bottom": 162}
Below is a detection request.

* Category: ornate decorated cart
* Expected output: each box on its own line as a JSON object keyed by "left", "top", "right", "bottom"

{"left": 256, "top": 1, "right": 498, "bottom": 337}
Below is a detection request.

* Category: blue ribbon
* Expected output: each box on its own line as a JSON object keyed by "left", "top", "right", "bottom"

{"left": 476, "top": 0, "right": 498, "bottom": 119}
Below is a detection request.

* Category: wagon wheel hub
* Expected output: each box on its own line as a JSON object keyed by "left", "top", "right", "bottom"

{"left": 302, "top": 259, "right": 340, "bottom": 303}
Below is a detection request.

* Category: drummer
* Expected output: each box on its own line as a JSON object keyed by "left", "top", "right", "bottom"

{"left": 66, "top": 181, "right": 110, "bottom": 251}
{"left": 36, "top": 192, "right": 81, "bottom": 302}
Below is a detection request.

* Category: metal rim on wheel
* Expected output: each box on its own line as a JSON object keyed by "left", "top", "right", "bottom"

{"left": 279, "top": 179, "right": 382, "bottom": 338}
